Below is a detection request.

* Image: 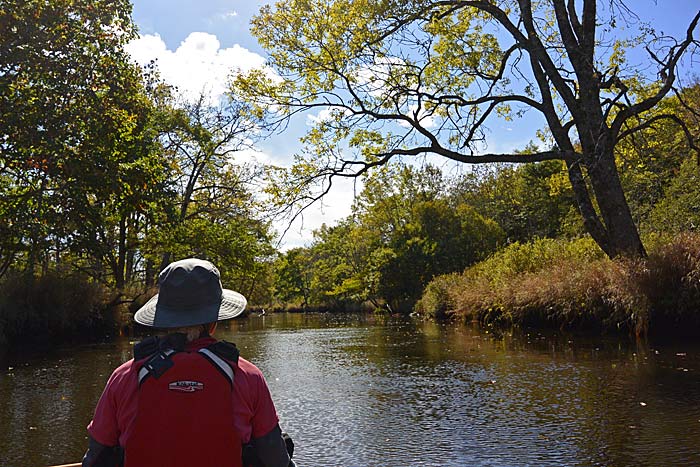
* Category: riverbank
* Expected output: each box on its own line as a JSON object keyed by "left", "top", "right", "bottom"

{"left": 416, "top": 233, "right": 700, "bottom": 336}
{"left": 0, "top": 270, "right": 115, "bottom": 352}
{"left": 3, "top": 233, "right": 699, "bottom": 360}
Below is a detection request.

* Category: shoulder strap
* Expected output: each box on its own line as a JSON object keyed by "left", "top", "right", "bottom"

{"left": 135, "top": 339, "right": 240, "bottom": 388}
{"left": 198, "top": 341, "right": 239, "bottom": 388}
{"left": 138, "top": 349, "right": 177, "bottom": 386}
{"left": 208, "top": 340, "right": 240, "bottom": 363}
{"left": 133, "top": 336, "right": 160, "bottom": 361}
{"left": 133, "top": 333, "right": 187, "bottom": 360}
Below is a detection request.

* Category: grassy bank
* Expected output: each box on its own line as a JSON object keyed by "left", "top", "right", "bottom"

{"left": 0, "top": 270, "right": 122, "bottom": 352}
{"left": 416, "top": 233, "right": 700, "bottom": 336}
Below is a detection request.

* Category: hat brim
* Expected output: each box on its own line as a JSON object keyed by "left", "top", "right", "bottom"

{"left": 134, "top": 289, "right": 247, "bottom": 328}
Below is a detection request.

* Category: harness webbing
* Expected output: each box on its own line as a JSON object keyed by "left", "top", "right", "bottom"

{"left": 136, "top": 345, "right": 235, "bottom": 387}
{"left": 198, "top": 347, "right": 234, "bottom": 387}
{"left": 137, "top": 349, "right": 176, "bottom": 386}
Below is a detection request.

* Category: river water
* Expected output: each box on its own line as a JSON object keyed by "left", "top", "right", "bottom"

{"left": 1, "top": 313, "right": 700, "bottom": 467}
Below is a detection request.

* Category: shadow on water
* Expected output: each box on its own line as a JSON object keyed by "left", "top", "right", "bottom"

{"left": 2, "top": 313, "right": 700, "bottom": 467}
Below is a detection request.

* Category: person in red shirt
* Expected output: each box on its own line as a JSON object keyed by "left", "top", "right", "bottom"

{"left": 82, "top": 258, "right": 294, "bottom": 467}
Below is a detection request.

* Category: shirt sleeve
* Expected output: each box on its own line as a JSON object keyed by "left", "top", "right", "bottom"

{"left": 86, "top": 368, "right": 122, "bottom": 446}
{"left": 250, "top": 371, "right": 281, "bottom": 439}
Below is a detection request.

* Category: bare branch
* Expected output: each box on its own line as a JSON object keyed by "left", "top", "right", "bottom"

{"left": 611, "top": 11, "right": 700, "bottom": 138}
{"left": 370, "top": 146, "right": 579, "bottom": 165}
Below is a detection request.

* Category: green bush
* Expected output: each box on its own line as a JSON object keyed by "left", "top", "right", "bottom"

{"left": 465, "top": 237, "right": 603, "bottom": 287}
{"left": 414, "top": 273, "right": 461, "bottom": 319}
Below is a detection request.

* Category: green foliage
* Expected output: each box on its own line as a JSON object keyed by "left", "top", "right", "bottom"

{"left": 616, "top": 85, "right": 700, "bottom": 225}
{"left": 0, "top": 1, "right": 277, "bottom": 343}
{"left": 450, "top": 160, "right": 576, "bottom": 242}
{"left": 0, "top": 0, "right": 165, "bottom": 281}
{"left": 274, "top": 248, "right": 313, "bottom": 306}
{"left": 373, "top": 197, "right": 504, "bottom": 310}
{"left": 465, "top": 237, "right": 603, "bottom": 287}
{"left": 413, "top": 273, "right": 462, "bottom": 320}
{"left": 277, "top": 163, "right": 506, "bottom": 312}
{"left": 645, "top": 158, "right": 700, "bottom": 233}
{"left": 305, "top": 219, "right": 380, "bottom": 308}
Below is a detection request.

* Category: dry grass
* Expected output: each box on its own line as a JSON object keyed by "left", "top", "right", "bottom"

{"left": 419, "top": 233, "right": 700, "bottom": 335}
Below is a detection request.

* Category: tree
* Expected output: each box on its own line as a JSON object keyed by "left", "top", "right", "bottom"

{"left": 0, "top": 0, "right": 163, "bottom": 283}
{"left": 450, "top": 158, "right": 576, "bottom": 242}
{"left": 145, "top": 90, "right": 264, "bottom": 272}
{"left": 373, "top": 198, "right": 504, "bottom": 311}
{"left": 354, "top": 163, "right": 504, "bottom": 311}
{"left": 132, "top": 83, "right": 276, "bottom": 298}
{"left": 235, "top": 0, "right": 700, "bottom": 258}
{"left": 274, "top": 248, "right": 313, "bottom": 307}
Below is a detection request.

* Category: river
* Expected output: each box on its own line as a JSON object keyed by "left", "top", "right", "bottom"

{"left": 1, "top": 313, "right": 699, "bottom": 467}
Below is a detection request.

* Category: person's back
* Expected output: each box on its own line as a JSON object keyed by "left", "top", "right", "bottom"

{"left": 82, "top": 258, "right": 294, "bottom": 467}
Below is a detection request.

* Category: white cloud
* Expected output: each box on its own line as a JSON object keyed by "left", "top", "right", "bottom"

{"left": 125, "top": 32, "right": 266, "bottom": 100}
{"left": 275, "top": 177, "right": 360, "bottom": 250}
{"left": 217, "top": 10, "right": 238, "bottom": 20}
{"left": 398, "top": 104, "right": 437, "bottom": 129}
{"left": 306, "top": 108, "right": 335, "bottom": 125}
{"left": 306, "top": 107, "right": 354, "bottom": 126}
{"left": 233, "top": 147, "right": 275, "bottom": 165}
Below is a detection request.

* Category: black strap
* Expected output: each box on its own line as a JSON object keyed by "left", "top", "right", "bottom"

{"left": 136, "top": 339, "right": 239, "bottom": 388}
{"left": 208, "top": 340, "right": 240, "bottom": 363}
{"left": 133, "top": 336, "right": 159, "bottom": 361}
{"left": 138, "top": 350, "right": 176, "bottom": 386}
{"left": 133, "top": 333, "right": 187, "bottom": 360}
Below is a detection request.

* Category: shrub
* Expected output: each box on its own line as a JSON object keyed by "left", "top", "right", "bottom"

{"left": 0, "top": 269, "right": 112, "bottom": 348}
{"left": 418, "top": 233, "right": 700, "bottom": 335}
{"left": 414, "top": 273, "right": 461, "bottom": 319}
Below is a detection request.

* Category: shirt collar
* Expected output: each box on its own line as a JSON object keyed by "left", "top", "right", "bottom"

{"left": 185, "top": 336, "right": 217, "bottom": 351}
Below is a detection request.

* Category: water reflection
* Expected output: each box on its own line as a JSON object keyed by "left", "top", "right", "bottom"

{"left": 1, "top": 313, "right": 699, "bottom": 466}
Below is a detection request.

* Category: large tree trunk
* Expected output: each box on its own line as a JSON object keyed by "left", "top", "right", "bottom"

{"left": 586, "top": 154, "right": 646, "bottom": 258}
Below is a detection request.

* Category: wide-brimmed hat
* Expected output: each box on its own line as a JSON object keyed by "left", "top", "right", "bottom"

{"left": 134, "top": 258, "right": 247, "bottom": 328}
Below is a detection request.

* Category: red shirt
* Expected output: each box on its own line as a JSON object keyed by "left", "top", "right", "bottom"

{"left": 87, "top": 337, "right": 280, "bottom": 447}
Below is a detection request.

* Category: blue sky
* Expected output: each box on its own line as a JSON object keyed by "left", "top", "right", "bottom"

{"left": 127, "top": 0, "right": 700, "bottom": 248}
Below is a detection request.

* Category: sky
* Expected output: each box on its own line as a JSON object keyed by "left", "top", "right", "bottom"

{"left": 126, "top": 0, "right": 700, "bottom": 249}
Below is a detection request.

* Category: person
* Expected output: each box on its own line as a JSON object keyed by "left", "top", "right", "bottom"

{"left": 82, "top": 258, "right": 295, "bottom": 467}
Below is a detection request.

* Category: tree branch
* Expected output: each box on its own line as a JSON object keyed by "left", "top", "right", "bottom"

{"left": 611, "top": 11, "right": 700, "bottom": 138}
{"left": 370, "top": 147, "right": 579, "bottom": 165}
{"left": 618, "top": 113, "right": 700, "bottom": 156}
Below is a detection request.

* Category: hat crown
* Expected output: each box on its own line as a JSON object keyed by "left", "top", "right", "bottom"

{"left": 157, "top": 259, "right": 223, "bottom": 309}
